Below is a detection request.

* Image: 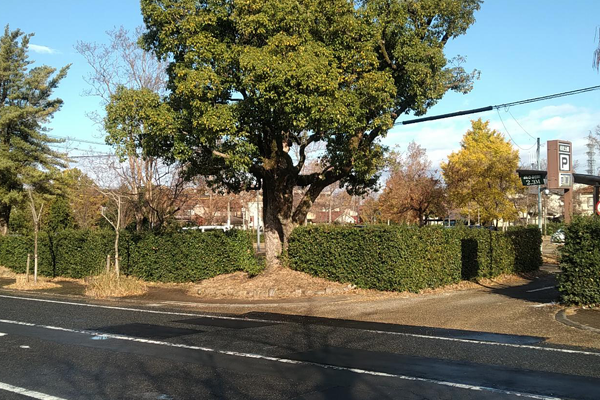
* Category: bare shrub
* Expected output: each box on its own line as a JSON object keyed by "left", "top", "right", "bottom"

{"left": 85, "top": 272, "right": 147, "bottom": 298}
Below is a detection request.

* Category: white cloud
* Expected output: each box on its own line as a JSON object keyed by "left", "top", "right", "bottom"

{"left": 28, "top": 44, "right": 59, "bottom": 54}
{"left": 385, "top": 103, "right": 600, "bottom": 171}
{"left": 526, "top": 104, "right": 579, "bottom": 120}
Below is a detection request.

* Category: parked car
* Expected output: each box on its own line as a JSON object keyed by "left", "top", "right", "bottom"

{"left": 468, "top": 225, "right": 497, "bottom": 231}
{"left": 551, "top": 228, "right": 565, "bottom": 244}
{"left": 182, "top": 225, "right": 231, "bottom": 232}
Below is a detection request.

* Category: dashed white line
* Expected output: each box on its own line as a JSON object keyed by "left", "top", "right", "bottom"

{"left": 0, "top": 318, "right": 563, "bottom": 400}
{"left": 0, "top": 381, "right": 68, "bottom": 400}
{"left": 530, "top": 302, "right": 556, "bottom": 308}
{"left": 0, "top": 294, "right": 280, "bottom": 324}
{"left": 0, "top": 332, "right": 6, "bottom": 337}
{"left": 0, "top": 294, "right": 598, "bottom": 357}
{"left": 362, "top": 328, "right": 600, "bottom": 357}
{"left": 526, "top": 286, "right": 555, "bottom": 293}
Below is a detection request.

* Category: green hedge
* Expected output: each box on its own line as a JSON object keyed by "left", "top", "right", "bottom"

{"left": 52, "top": 230, "right": 115, "bottom": 278}
{"left": 506, "top": 226, "right": 543, "bottom": 273}
{"left": 558, "top": 217, "right": 600, "bottom": 305}
{"left": 0, "top": 234, "right": 52, "bottom": 275}
{"left": 0, "top": 229, "right": 259, "bottom": 282}
{"left": 124, "top": 230, "right": 258, "bottom": 282}
{"left": 288, "top": 225, "right": 542, "bottom": 293}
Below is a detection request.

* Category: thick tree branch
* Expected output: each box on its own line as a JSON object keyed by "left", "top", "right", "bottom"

{"left": 292, "top": 165, "right": 351, "bottom": 224}
{"left": 212, "top": 150, "right": 230, "bottom": 159}
{"left": 379, "top": 40, "right": 396, "bottom": 70}
{"left": 296, "top": 131, "right": 322, "bottom": 173}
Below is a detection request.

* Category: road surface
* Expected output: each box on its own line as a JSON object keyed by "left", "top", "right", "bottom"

{"left": 0, "top": 292, "right": 598, "bottom": 400}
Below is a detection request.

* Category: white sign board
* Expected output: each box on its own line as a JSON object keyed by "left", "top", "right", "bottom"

{"left": 559, "top": 154, "right": 570, "bottom": 171}
{"left": 559, "top": 143, "right": 571, "bottom": 153}
{"left": 559, "top": 173, "right": 572, "bottom": 188}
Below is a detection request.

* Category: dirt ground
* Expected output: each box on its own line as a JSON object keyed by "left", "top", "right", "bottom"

{"left": 186, "top": 265, "right": 552, "bottom": 301}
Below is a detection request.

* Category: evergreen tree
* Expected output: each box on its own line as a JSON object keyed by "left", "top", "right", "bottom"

{"left": 45, "top": 197, "right": 75, "bottom": 232}
{"left": 0, "top": 25, "right": 70, "bottom": 235}
{"left": 140, "top": 0, "right": 481, "bottom": 267}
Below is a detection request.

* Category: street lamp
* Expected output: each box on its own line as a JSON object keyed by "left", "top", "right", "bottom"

{"left": 542, "top": 188, "right": 551, "bottom": 236}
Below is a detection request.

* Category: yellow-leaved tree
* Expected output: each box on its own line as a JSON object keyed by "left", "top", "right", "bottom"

{"left": 441, "top": 119, "right": 523, "bottom": 225}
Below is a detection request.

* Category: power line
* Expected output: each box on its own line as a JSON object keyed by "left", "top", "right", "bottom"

{"left": 506, "top": 108, "right": 536, "bottom": 140}
{"left": 398, "top": 85, "right": 600, "bottom": 126}
{"left": 496, "top": 109, "right": 537, "bottom": 151}
{"left": 496, "top": 85, "right": 600, "bottom": 108}
{"left": 49, "top": 145, "right": 112, "bottom": 155}
{"left": 70, "top": 154, "right": 115, "bottom": 159}
{"left": 48, "top": 135, "right": 109, "bottom": 146}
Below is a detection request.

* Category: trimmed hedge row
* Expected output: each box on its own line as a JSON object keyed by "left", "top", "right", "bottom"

{"left": 558, "top": 217, "right": 600, "bottom": 305}
{"left": 0, "top": 229, "right": 259, "bottom": 282}
{"left": 123, "top": 230, "right": 258, "bottom": 282}
{"left": 0, "top": 234, "right": 52, "bottom": 275}
{"left": 287, "top": 225, "right": 542, "bottom": 293}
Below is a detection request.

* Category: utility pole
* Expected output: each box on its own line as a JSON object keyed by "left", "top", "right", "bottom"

{"left": 537, "top": 138, "right": 542, "bottom": 231}
{"left": 256, "top": 189, "right": 261, "bottom": 252}
{"left": 226, "top": 198, "right": 231, "bottom": 229}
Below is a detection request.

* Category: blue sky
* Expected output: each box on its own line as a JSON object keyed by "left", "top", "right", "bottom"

{"left": 3, "top": 0, "right": 600, "bottom": 171}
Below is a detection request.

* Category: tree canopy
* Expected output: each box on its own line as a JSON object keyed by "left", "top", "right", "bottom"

{"left": 139, "top": 0, "right": 482, "bottom": 265}
{"left": 0, "top": 25, "right": 70, "bottom": 235}
{"left": 380, "top": 142, "right": 446, "bottom": 226}
{"left": 441, "top": 119, "right": 522, "bottom": 225}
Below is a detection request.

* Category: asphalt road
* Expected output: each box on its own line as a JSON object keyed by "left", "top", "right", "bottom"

{"left": 0, "top": 292, "right": 599, "bottom": 400}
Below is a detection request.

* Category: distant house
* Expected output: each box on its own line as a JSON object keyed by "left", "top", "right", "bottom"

{"left": 174, "top": 188, "right": 262, "bottom": 230}
{"left": 575, "top": 185, "right": 595, "bottom": 216}
{"left": 306, "top": 208, "right": 360, "bottom": 224}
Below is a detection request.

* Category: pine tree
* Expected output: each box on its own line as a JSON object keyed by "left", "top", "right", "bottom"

{"left": 0, "top": 25, "right": 70, "bottom": 235}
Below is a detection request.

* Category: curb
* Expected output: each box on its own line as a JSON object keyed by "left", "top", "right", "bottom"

{"left": 555, "top": 309, "right": 600, "bottom": 334}
{"left": 0, "top": 287, "right": 355, "bottom": 309}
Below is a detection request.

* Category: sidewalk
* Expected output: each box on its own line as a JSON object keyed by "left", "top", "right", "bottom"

{"left": 557, "top": 308, "right": 600, "bottom": 333}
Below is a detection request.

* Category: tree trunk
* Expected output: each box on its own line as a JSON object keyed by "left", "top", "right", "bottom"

{"left": 33, "top": 226, "right": 38, "bottom": 283}
{"left": 263, "top": 178, "right": 295, "bottom": 271}
{"left": 135, "top": 213, "right": 143, "bottom": 232}
{"left": 0, "top": 204, "right": 11, "bottom": 236}
{"left": 114, "top": 230, "right": 120, "bottom": 277}
{"left": 418, "top": 213, "right": 425, "bottom": 226}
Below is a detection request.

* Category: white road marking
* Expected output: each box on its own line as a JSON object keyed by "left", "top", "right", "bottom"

{"left": 20, "top": 345, "right": 30, "bottom": 349}
{"left": 0, "top": 381, "right": 68, "bottom": 400}
{"left": 362, "top": 328, "right": 600, "bottom": 357}
{"left": 0, "top": 332, "right": 6, "bottom": 337}
{"left": 0, "top": 294, "right": 597, "bottom": 357}
{"left": 526, "top": 286, "right": 555, "bottom": 293}
{"left": 0, "top": 318, "right": 563, "bottom": 400}
{"left": 530, "top": 302, "right": 556, "bottom": 308}
{"left": 0, "top": 294, "right": 280, "bottom": 324}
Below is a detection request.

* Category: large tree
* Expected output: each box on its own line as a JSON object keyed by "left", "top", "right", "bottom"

{"left": 140, "top": 0, "right": 481, "bottom": 267}
{"left": 441, "top": 119, "right": 522, "bottom": 225}
{"left": 0, "top": 25, "right": 69, "bottom": 235}
{"left": 380, "top": 142, "right": 446, "bottom": 226}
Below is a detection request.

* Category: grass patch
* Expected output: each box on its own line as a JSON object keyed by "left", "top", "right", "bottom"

{"left": 85, "top": 272, "right": 148, "bottom": 298}
{"left": 5, "top": 275, "right": 61, "bottom": 290}
{"left": 0, "top": 266, "right": 17, "bottom": 278}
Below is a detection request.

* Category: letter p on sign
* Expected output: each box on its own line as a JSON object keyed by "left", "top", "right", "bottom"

{"left": 559, "top": 154, "right": 570, "bottom": 171}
